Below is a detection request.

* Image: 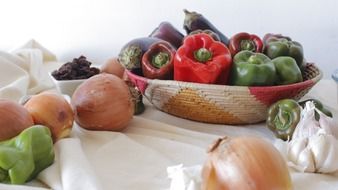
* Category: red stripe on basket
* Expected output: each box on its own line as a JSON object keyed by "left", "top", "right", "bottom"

{"left": 126, "top": 71, "right": 148, "bottom": 94}
{"left": 249, "top": 80, "right": 314, "bottom": 106}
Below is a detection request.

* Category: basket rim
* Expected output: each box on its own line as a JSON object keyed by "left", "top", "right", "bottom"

{"left": 126, "top": 63, "right": 323, "bottom": 91}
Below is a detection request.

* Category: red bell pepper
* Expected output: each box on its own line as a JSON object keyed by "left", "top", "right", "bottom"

{"left": 174, "top": 33, "right": 232, "bottom": 84}
{"left": 141, "top": 41, "right": 175, "bottom": 80}
{"left": 229, "top": 32, "right": 263, "bottom": 57}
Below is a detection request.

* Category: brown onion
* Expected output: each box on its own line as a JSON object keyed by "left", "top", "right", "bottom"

{"left": 71, "top": 73, "right": 134, "bottom": 131}
{"left": 24, "top": 92, "right": 74, "bottom": 142}
{"left": 0, "top": 100, "right": 34, "bottom": 141}
{"left": 202, "top": 136, "right": 292, "bottom": 190}
{"left": 100, "top": 57, "right": 125, "bottom": 79}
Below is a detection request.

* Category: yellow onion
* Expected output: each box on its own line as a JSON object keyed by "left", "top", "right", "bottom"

{"left": 71, "top": 73, "right": 134, "bottom": 131}
{"left": 24, "top": 92, "right": 74, "bottom": 142}
{"left": 0, "top": 99, "right": 34, "bottom": 141}
{"left": 202, "top": 136, "right": 292, "bottom": 190}
{"left": 100, "top": 57, "right": 125, "bottom": 79}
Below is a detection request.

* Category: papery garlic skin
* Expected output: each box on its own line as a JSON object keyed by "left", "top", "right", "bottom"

{"left": 308, "top": 134, "right": 338, "bottom": 173}
{"left": 318, "top": 111, "right": 338, "bottom": 138}
{"left": 285, "top": 101, "right": 338, "bottom": 173}
{"left": 292, "top": 102, "right": 320, "bottom": 140}
{"left": 167, "top": 164, "right": 202, "bottom": 190}
{"left": 287, "top": 137, "right": 315, "bottom": 173}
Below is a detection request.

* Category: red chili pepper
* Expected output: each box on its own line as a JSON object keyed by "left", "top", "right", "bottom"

{"left": 141, "top": 41, "right": 175, "bottom": 80}
{"left": 174, "top": 33, "right": 232, "bottom": 84}
{"left": 229, "top": 32, "right": 263, "bottom": 57}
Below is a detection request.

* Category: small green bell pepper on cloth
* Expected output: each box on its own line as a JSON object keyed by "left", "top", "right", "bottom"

{"left": 230, "top": 50, "right": 276, "bottom": 86}
{"left": 174, "top": 33, "right": 232, "bottom": 84}
{"left": 266, "top": 99, "right": 301, "bottom": 141}
{"left": 272, "top": 56, "right": 303, "bottom": 85}
{"left": 0, "top": 125, "right": 54, "bottom": 184}
{"left": 264, "top": 37, "right": 304, "bottom": 69}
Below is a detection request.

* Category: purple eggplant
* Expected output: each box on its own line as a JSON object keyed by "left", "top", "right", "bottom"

{"left": 149, "top": 22, "right": 184, "bottom": 49}
{"left": 183, "top": 9, "right": 229, "bottom": 45}
{"left": 118, "top": 37, "right": 163, "bottom": 75}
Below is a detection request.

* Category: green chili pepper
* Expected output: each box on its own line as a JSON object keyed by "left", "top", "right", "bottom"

{"left": 230, "top": 50, "right": 277, "bottom": 86}
{"left": 299, "top": 99, "right": 333, "bottom": 120}
{"left": 266, "top": 99, "right": 301, "bottom": 141}
{"left": 0, "top": 125, "right": 54, "bottom": 184}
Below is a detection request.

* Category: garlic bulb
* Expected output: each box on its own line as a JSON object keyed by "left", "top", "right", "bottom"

{"left": 285, "top": 101, "right": 338, "bottom": 173}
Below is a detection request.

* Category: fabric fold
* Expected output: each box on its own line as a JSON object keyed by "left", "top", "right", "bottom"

{"left": 0, "top": 39, "right": 57, "bottom": 101}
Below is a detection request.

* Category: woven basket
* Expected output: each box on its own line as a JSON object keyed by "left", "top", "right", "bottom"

{"left": 127, "top": 63, "right": 322, "bottom": 125}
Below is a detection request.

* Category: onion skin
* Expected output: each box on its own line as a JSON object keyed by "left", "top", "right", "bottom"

{"left": 24, "top": 92, "right": 74, "bottom": 142}
{"left": 101, "top": 57, "right": 125, "bottom": 79}
{"left": 202, "top": 136, "right": 292, "bottom": 190}
{"left": 0, "top": 100, "right": 34, "bottom": 141}
{"left": 71, "top": 73, "right": 134, "bottom": 131}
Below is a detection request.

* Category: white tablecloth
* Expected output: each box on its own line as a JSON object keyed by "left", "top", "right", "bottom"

{"left": 0, "top": 42, "right": 337, "bottom": 190}
{"left": 0, "top": 81, "right": 334, "bottom": 190}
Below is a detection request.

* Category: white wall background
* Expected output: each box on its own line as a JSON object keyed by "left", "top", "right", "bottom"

{"left": 0, "top": 0, "right": 337, "bottom": 78}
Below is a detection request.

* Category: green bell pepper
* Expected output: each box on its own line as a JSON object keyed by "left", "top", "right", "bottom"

{"left": 264, "top": 37, "right": 304, "bottom": 69}
{"left": 0, "top": 125, "right": 54, "bottom": 184}
{"left": 266, "top": 99, "right": 301, "bottom": 141}
{"left": 230, "top": 50, "right": 276, "bottom": 86}
{"left": 299, "top": 99, "right": 333, "bottom": 120}
{"left": 272, "top": 56, "right": 303, "bottom": 85}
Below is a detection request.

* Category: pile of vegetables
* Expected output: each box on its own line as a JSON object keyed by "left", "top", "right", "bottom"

{"left": 119, "top": 9, "right": 305, "bottom": 87}
{"left": 0, "top": 62, "right": 138, "bottom": 184}
{"left": 267, "top": 98, "right": 333, "bottom": 141}
{"left": 0, "top": 93, "right": 75, "bottom": 184}
{"left": 267, "top": 98, "right": 338, "bottom": 174}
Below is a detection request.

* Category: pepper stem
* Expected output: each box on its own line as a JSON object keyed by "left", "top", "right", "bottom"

{"left": 240, "top": 40, "right": 256, "bottom": 52}
{"left": 194, "top": 48, "right": 212, "bottom": 63}
{"left": 274, "top": 110, "right": 292, "bottom": 131}
{"left": 151, "top": 52, "right": 170, "bottom": 69}
{"left": 248, "top": 55, "right": 263, "bottom": 65}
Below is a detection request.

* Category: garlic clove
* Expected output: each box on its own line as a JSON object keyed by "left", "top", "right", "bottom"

{"left": 288, "top": 137, "right": 307, "bottom": 164}
{"left": 317, "top": 110, "right": 338, "bottom": 138}
{"left": 292, "top": 106, "right": 320, "bottom": 139}
{"left": 308, "top": 133, "right": 330, "bottom": 172}
{"left": 311, "top": 134, "right": 338, "bottom": 173}
{"left": 297, "top": 147, "right": 315, "bottom": 172}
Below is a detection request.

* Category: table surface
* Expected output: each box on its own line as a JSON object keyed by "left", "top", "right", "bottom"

{"left": 1, "top": 73, "right": 337, "bottom": 190}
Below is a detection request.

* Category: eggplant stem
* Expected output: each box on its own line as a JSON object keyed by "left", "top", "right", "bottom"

{"left": 120, "top": 45, "right": 142, "bottom": 70}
